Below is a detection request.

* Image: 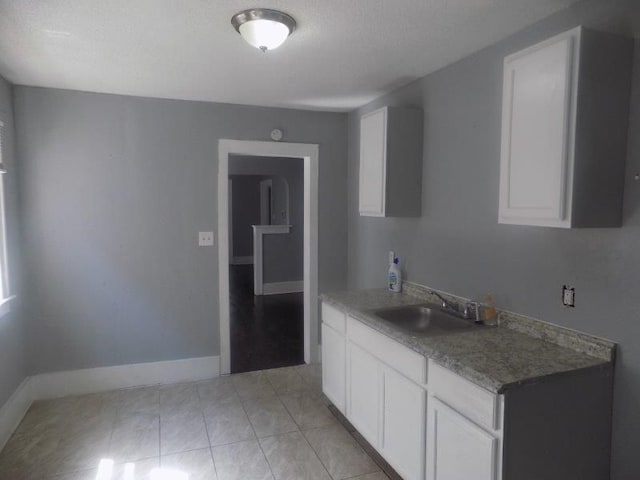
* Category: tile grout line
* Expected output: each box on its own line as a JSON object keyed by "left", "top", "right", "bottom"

{"left": 106, "top": 393, "right": 118, "bottom": 473}
{"left": 156, "top": 390, "right": 161, "bottom": 462}
{"left": 238, "top": 372, "right": 277, "bottom": 479}
{"left": 300, "top": 428, "right": 335, "bottom": 480}
{"left": 255, "top": 433, "right": 277, "bottom": 480}
{"left": 195, "top": 379, "right": 220, "bottom": 479}
{"left": 299, "top": 426, "right": 336, "bottom": 479}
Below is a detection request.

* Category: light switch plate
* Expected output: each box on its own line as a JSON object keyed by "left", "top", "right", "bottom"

{"left": 199, "top": 231, "right": 214, "bottom": 246}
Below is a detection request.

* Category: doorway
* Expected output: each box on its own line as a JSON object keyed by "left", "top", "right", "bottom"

{"left": 228, "top": 164, "right": 301, "bottom": 372}
{"left": 218, "top": 140, "right": 319, "bottom": 375}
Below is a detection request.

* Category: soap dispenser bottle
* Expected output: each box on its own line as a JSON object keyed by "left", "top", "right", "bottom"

{"left": 388, "top": 256, "right": 402, "bottom": 293}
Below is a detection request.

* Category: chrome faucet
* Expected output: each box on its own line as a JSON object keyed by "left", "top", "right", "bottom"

{"left": 430, "top": 290, "right": 483, "bottom": 323}
{"left": 429, "top": 291, "right": 459, "bottom": 313}
{"left": 463, "top": 301, "right": 482, "bottom": 323}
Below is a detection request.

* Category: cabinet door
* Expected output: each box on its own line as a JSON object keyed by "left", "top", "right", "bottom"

{"left": 322, "top": 323, "right": 346, "bottom": 413}
{"left": 346, "top": 342, "right": 380, "bottom": 447}
{"left": 499, "top": 30, "right": 578, "bottom": 227}
{"left": 359, "top": 108, "right": 387, "bottom": 216}
{"left": 380, "top": 367, "right": 426, "bottom": 480}
{"left": 427, "top": 397, "right": 499, "bottom": 480}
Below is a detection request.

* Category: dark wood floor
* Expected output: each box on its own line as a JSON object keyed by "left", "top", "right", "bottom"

{"left": 230, "top": 264, "right": 304, "bottom": 374}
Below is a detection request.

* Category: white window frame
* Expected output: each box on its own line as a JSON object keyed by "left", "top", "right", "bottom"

{"left": 0, "top": 118, "right": 13, "bottom": 317}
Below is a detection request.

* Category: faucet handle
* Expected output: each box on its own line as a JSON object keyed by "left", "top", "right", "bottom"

{"left": 463, "top": 301, "right": 482, "bottom": 323}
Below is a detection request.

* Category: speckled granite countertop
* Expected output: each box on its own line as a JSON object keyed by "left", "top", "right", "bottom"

{"left": 321, "top": 288, "right": 615, "bottom": 394}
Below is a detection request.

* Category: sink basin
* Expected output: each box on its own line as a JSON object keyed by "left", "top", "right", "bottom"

{"left": 372, "top": 304, "right": 481, "bottom": 337}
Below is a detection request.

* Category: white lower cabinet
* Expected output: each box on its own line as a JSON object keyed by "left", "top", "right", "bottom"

{"left": 346, "top": 342, "right": 381, "bottom": 447}
{"left": 322, "top": 301, "right": 612, "bottom": 480}
{"left": 345, "top": 313, "right": 428, "bottom": 480}
{"left": 380, "top": 367, "right": 426, "bottom": 480}
{"left": 321, "top": 323, "right": 346, "bottom": 413}
{"left": 323, "top": 304, "right": 500, "bottom": 480}
{"left": 426, "top": 397, "right": 499, "bottom": 480}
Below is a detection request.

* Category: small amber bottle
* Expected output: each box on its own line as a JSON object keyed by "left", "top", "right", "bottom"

{"left": 482, "top": 294, "right": 497, "bottom": 325}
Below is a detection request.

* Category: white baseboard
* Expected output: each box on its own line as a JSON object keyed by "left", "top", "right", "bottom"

{"left": 231, "top": 256, "right": 253, "bottom": 265}
{"left": 0, "top": 355, "right": 220, "bottom": 449}
{"left": 0, "top": 378, "right": 32, "bottom": 452}
{"left": 32, "top": 355, "right": 220, "bottom": 400}
{"left": 262, "top": 281, "right": 304, "bottom": 295}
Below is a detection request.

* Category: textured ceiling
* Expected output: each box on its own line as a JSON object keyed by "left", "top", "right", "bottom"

{"left": 0, "top": 0, "right": 582, "bottom": 111}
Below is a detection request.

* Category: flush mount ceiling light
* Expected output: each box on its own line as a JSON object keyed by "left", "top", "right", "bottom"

{"left": 231, "top": 9, "right": 296, "bottom": 52}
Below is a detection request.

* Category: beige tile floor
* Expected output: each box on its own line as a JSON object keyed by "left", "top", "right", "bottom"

{"left": 0, "top": 364, "right": 390, "bottom": 480}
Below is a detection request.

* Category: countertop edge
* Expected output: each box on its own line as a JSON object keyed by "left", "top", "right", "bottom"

{"left": 320, "top": 291, "right": 613, "bottom": 395}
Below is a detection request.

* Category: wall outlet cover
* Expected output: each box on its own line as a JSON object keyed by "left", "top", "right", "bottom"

{"left": 199, "top": 231, "right": 214, "bottom": 246}
{"left": 562, "top": 285, "right": 575, "bottom": 307}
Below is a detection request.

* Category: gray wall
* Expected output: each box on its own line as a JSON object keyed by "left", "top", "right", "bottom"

{"left": 230, "top": 175, "right": 261, "bottom": 258}
{"left": 14, "top": 87, "right": 348, "bottom": 374}
{"left": 347, "top": 1, "right": 640, "bottom": 478}
{"left": 230, "top": 156, "right": 304, "bottom": 284}
{"left": 0, "top": 74, "right": 26, "bottom": 407}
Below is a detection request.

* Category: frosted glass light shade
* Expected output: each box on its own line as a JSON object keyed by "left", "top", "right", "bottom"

{"left": 239, "top": 19, "right": 290, "bottom": 51}
{"left": 231, "top": 9, "right": 296, "bottom": 52}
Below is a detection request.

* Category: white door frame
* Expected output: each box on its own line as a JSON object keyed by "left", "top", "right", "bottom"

{"left": 218, "top": 140, "right": 319, "bottom": 375}
{"left": 228, "top": 179, "right": 233, "bottom": 259}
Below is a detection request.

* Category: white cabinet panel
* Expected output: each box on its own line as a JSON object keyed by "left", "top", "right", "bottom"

{"left": 358, "top": 106, "right": 423, "bottom": 217}
{"left": 500, "top": 29, "right": 576, "bottom": 226}
{"left": 322, "top": 302, "right": 346, "bottom": 334}
{"left": 502, "top": 35, "right": 573, "bottom": 221}
{"left": 346, "top": 341, "right": 380, "bottom": 447}
{"left": 359, "top": 108, "right": 386, "bottom": 216}
{"left": 427, "top": 397, "right": 498, "bottom": 480}
{"left": 380, "top": 367, "right": 426, "bottom": 480}
{"left": 499, "top": 26, "right": 632, "bottom": 228}
{"left": 322, "top": 323, "right": 346, "bottom": 413}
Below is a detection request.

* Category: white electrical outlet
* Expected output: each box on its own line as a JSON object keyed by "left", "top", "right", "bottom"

{"left": 198, "top": 231, "right": 214, "bottom": 246}
{"left": 562, "top": 285, "right": 575, "bottom": 307}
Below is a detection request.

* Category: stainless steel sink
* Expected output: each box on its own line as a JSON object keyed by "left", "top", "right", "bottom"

{"left": 372, "top": 304, "right": 481, "bottom": 337}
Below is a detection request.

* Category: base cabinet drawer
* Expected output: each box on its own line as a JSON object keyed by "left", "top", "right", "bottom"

{"left": 322, "top": 302, "right": 346, "bottom": 333}
{"left": 380, "top": 367, "right": 426, "bottom": 480}
{"left": 322, "top": 323, "right": 346, "bottom": 413}
{"left": 429, "top": 360, "right": 500, "bottom": 431}
{"left": 426, "top": 397, "right": 499, "bottom": 480}
{"left": 347, "top": 315, "right": 427, "bottom": 384}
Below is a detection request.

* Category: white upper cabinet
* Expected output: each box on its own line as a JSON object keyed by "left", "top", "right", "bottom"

{"left": 359, "top": 108, "right": 387, "bottom": 216}
{"left": 359, "top": 106, "right": 423, "bottom": 217}
{"left": 499, "top": 26, "right": 632, "bottom": 228}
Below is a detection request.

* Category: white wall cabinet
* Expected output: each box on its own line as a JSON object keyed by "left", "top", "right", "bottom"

{"left": 359, "top": 106, "right": 423, "bottom": 217}
{"left": 426, "top": 397, "right": 499, "bottom": 480}
{"left": 359, "top": 108, "right": 387, "bottom": 216}
{"left": 499, "top": 26, "right": 632, "bottom": 228}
